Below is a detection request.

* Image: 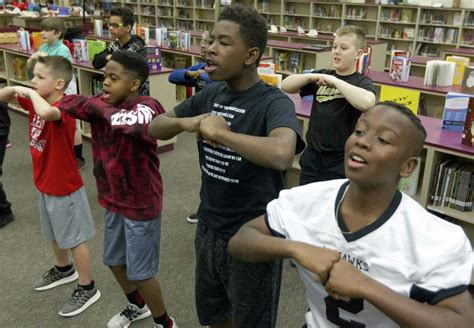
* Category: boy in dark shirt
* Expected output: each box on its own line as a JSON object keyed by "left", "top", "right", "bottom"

{"left": 92, "top": 7, "right": 149, "bottom": 96}
{"left": 58, "top": 51, "right": 176, "bottom": 328}
{"left": 0, "top": 101, "right": 13, "bottom": 228}
{"left": 282, "top": 25, "right": 376, "bottom": 185}
{"left": 149, "top": 4, "right": 304, "bottom": 328}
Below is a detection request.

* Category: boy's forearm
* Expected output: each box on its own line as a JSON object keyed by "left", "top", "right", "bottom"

{"left": 332, "top": 79, "right": 375, "bottom": 111}
{"left": 148, "top": 113, "right": 185, "bottom": 140}
{"left": 229, "top": 224, "right": 296, "bottom": 262}
{"left": 28, "top": 91, "right": 61, "bottom": 121}
{"left": 0, "top": 87, "right": 17, "bottom": 103}
{"left": 361, "top": 279, "right": 472, "bottom": 327}
{"left": 282, "top": 74, "right": 312, "bottom": 93}
{"left": 212, "top": 127, "right": 296, "bottom": 171}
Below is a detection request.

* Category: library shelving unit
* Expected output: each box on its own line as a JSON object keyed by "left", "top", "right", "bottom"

{"left": 0, "top": 44, "right": 177, "bottom": 151}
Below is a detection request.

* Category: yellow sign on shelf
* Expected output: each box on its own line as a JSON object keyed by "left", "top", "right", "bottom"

{"left": 379, "top": 85, "right": 420, "bottom": 114}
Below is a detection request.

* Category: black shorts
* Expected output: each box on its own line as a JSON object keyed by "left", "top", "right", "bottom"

{"left": 195, "top": 222, "right": 282, "bottom": 327}
{"left": 299, "top": 148, "right": 345, "bottom": 185}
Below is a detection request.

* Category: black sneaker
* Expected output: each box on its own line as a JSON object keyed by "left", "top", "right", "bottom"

{"left": 76, "top": 158, "right": 86, "bottom": 171}
{"left": 0, "top": 213, "right": 14, "bottom": 228}
{"left": 186, "top": 213, "right": 198, "bottom": 224}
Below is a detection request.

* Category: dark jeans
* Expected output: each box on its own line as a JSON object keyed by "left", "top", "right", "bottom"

{"left": 0, "top": 135, "right": 12, "bottom": 217}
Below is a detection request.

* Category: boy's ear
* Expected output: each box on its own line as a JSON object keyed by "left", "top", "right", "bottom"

{"left": 399, "top": 156, "right": 418, "bottom": 179}
{"left": 245, "top": 47, "right": 260, "bottom": 66}
{"left": 130, "top": 78, "right": 141, "bottom": 92}
{"left": 55, "top": 78, "right": 66, "bottom": 91}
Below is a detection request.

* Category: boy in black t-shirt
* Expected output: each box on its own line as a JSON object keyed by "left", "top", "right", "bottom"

{"left": 282, "top": 25, "right": 376, "bottom": 185}
{"left": 149, "top": 4, "right": 304, "bottom": 328}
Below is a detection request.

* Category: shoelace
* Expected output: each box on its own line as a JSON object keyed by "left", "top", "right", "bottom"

{"left": 69, "top": 286, "right": 87, "bottom": 304}
{"left": 120, "top": 305, "right": 139, "bottom": 320}
{"left": 44, "top": 268, "right": 61, "bottom": 282}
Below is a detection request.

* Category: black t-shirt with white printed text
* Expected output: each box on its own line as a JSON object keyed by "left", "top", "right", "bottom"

{"left": 175, "top": 81, "right": 304, "bottom": 239}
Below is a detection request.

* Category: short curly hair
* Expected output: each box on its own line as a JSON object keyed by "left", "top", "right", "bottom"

{"left": 110, "top": 51, "right": 149, "bottom": 87}
{"left": 218, "top": 4, "right": 267, "bottom": 65}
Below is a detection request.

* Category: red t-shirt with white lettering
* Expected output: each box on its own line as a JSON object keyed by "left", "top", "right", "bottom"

{"left": 18, "top": 97, "right": 83, "bottom": 196}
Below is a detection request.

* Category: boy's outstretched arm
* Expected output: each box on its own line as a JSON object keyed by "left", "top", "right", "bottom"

{"left": 0, "top": 86, "right": 19, "bottom": 103}
{"left": 325, "top": 260, "right": 474, "bottom": 328}
{"left": 148, "top": 110, "right": 211, "bottom": 140}
{"left": 281, "top": 74, "right": 314, "bottom": 94}
{"left": 199, "top": 115, "right": 297, "bottom": 171}
{"left": 229, "top": 215, "right": 340, "bottom": 284}
{"left": 14, "top": 86, "right": 61, "bottom": 121}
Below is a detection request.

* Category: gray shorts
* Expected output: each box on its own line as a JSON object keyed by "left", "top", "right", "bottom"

{"left": 103, "top": 210, "right": 161, "bottom": 281}
{"left": 38, "top": 186, "right": 95, "bottom": 249}
{"left": 195, "top": 222, "right": 282, "bottom": 327}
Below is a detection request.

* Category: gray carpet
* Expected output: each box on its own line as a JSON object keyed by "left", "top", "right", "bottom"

{"left": 0, "top": 110, "right": 306, "bottom": 327}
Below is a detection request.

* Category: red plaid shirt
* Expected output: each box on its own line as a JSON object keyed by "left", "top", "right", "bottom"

{"left": 59, "top": 95, "right": 164, "bottom": 220}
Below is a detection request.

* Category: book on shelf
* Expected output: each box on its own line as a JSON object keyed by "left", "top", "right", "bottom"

{"left": 94, "top": 19, "right": 103, "bottom": 37}
{"left": 145, "top": 46, "right": 161, "bottom": 71}
{"left": 17, "top": 29, "right": 30, "bottom": 51}
{"left": 273, "top": 51, "right": 288, "bottom": 72}
{"left": 402, "top": 28, "right": 414, "bottom": 40}
{"left": 424, "top": 60, "right": 455, "bottom": 87}
{"left": 87, "top": 40, "right": 106, "bottom": 62}
{"left": 389, "top": 50, "right": 409, "bottom": 76}
{"left": 461, "top": 66, "right": 474, "bottom": 95}
{"left": 355, "top": 46, "right": 371, "bottom": 76}
{"left": 446, "top": 56, "right": 470, "bottom": 86}
{"left": 390, "top": 56, "right": 411, "bottom": 83}
{"left": 288, "top": 53, "right": 304, "bottom": 74}
{"left": 259, "top": 73, "right": 282, "bottom": 89}
{"left": 453, "top": 165, "right": 474, "bottom": 212}
{"left": 257, "top": 62, "right": 276, "bottom": 75}
{"left": 73, "top": 39, "right": 88, "bottom": 62}
{"left": 400, "top": 9, "right": 413, "bottom": 23}
{"left": 462, "top": 97, "right": 474, "bottom": 147}
{"left": 441, "top": 92, "right": 472, "bottom": 132}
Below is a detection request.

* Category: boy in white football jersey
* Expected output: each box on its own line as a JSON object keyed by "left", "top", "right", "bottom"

{"left": 229, "top": 101, "right": 474, "bottom": 327}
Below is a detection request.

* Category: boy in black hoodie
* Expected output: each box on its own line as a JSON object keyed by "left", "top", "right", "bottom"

{"left": 92, "top": 7, "right": 149, "bottom": 96}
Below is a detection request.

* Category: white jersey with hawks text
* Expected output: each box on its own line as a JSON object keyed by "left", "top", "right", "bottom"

{"left": 265, "top": 179, "right": 472, "bottom": 328}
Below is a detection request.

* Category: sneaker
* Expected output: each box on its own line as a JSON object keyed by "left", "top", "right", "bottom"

{"left": 76, "top": 158, "right": 86, "bottom": 171}
{"left": 5, "top": 140, "right": 11, "bottom": 149}
{"left": 152, "top": 317, "right": 178, "bottom": 328}
{"left": 107, "top": 303, "right": 152, "bottom": 328}
{"left": 0, "top": 213, "right": 14, "bottom": 228}
{"left": 186, "top": 213, "right": 198, "bottom": 224}
{"left": 59, "top": 284, "right": 101, "bottom": 317}
{"left": 33, "top": 266, "right": 78, "bottom": 291}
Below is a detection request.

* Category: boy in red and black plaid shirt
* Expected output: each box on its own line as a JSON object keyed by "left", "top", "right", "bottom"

{"left": 58, "top": 51, "right": 176, "bottom": 328}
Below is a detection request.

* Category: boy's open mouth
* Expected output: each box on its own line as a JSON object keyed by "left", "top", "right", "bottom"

{"left": 204, "top": 58, "right": 217, "bottom": 74}
{"left": 348, "top": 152, "right": 368, "bottom": 168}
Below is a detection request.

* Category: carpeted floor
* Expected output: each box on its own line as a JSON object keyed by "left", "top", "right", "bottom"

{"left": 0, "top": 109, "right": 307, "bottom": 327}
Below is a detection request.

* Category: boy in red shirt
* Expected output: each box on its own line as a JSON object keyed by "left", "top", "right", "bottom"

{"left": 57, "top": 51, "right": 176, "bottom": 328}
{"left": 0, "top": 56, "right": 100, "bottom": 317}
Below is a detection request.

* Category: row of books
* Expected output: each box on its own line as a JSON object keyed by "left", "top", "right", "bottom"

{"left": 430, "top": 159, "right": 473, "bottom": 212}
{"left": 380, "top": 8, "right": 414, "bottom": 23}
{"left": 418, "top": 27, "right": 458, "bottom": 44}
{"left": 283, "top": 16, "right": 305, "bottom": 30}
{"left": 420, "top": 11, "right": 463, "bottom": 26}
{"left": 313, "top": 6, "right": 341, "bottom": 18}
{"left": 379, "top": 26, "right": 414, "bottom": 40}
{"left": 273, "top": 51, "right": 304, "bottom": 74}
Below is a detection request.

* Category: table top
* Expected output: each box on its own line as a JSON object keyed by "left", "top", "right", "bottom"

{"left": 367, "top": 70, "right": 463, "bottom": 95}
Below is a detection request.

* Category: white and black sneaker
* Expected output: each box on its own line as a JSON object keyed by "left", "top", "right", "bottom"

{"left": 107, "top": 303, "right": 152, "bottom": 328}
{"left": 58, "top": 284, "right": 101, "bottom": 317}
{"left": 33, "top": 266, "right": 78, "bottom": 291}
{"left": 186, "top": 213, "right": 198, "bottom": 224}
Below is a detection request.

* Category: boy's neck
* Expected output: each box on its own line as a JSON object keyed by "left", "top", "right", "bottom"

{"left": 225, "top": 68, "right": 260, "bottom": 92}
{"left": 335, "top": 67, "right": 356, "bottom": 76}
{"left": 46, "top": 92, "right": 64, "bottom": 105}
{"left": 340, "top": 182, "right": 398, "bottom": 232}
{"left": 47, "top": 39, "right": 60, "bottom": 47}
{"left": 118, "top": 34, "right": 131, "bottom": 47}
